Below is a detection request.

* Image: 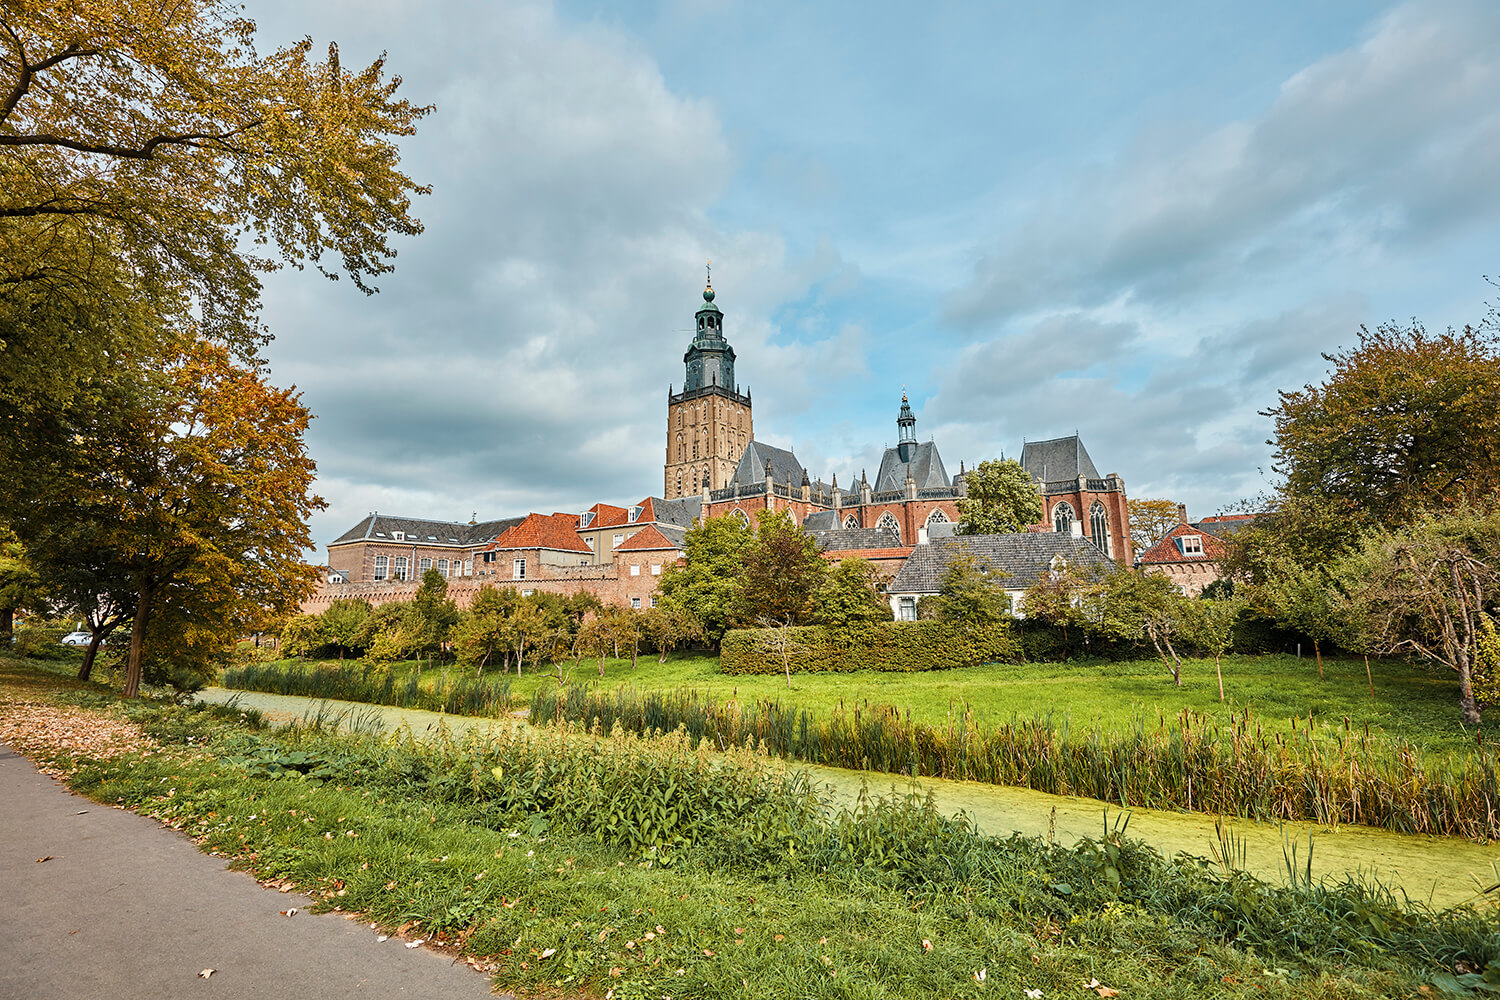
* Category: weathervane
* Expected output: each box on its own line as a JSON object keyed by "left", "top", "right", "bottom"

{"left": 706, "top": 258, "right": 712, "bottom": 288}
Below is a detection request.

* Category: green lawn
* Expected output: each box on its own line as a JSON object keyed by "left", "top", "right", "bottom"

{"left": 258, "top": 650, "right": 1473, "bottom": 756}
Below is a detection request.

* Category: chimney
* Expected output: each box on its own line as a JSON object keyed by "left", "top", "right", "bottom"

{"left": 1177, "top": 503, "right": 1188, "bottom": 525}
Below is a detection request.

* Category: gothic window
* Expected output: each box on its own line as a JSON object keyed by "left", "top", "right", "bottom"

{"left": 1089, "top": 502, "right": 1111, "bottom": 556}
{"left": 926, "top": 508, "right": 949, "bottom": 526}
{"left": 693, "top": 442, "right": 698, "bottom": 459}
{"left": 843, "top": 514, "right": 859, "bottom": 529}
{"left": 876, "top": 512, "right": 901, "bottom": 542}
{"left": 731, "top": 508, "right": 750, "bottom": 526}
{"left": 1052, "top": 502, "right": 1075, "bottom": 535}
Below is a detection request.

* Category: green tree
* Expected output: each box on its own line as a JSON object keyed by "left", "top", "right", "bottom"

{"left": 0, "top": 529, "right": 41, "bottom": 648}
{"left": 657, "top": 514, "right": 754, "bottom": 647}
{"left": 278, "top": 614, "right": 325, "bottom": 658}
{"left": 934, "top": 551, "right": 1011, "bottom": 626}
{"left": 407, "top": 569, "right": 460, "bottom": 655}
{"left": 956, "top": 459, "right": 1044, "bottom": 536}
{"left": 641, "top": 603, "right": 701, "bottom": 663}
{"left": 1097, "top": 570, "right": 1194, "bottom": 686}
{"left": 1252, "top": 559, "right": 1344, "bottom": 680}
{"left": 1337, "top": 506, "right": 1500, "bottom": 726}
{"left": 319, "top": 599, "right": 372, "bottom": 659}
{"left": 810, "top": 558, "right": 893, "bottom": 627}
{"left": 1190, "top": 597, "right": 1243, "bottom": 702}
{"left": 734, "top": 510, "right": 827, "bottom": 626}
{"left": 452, "top": 588, "right": 512, "bottom": 676}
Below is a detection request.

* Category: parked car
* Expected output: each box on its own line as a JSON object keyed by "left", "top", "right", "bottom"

{"left": 60, "top": 631, "right": 92, "bottom": 647}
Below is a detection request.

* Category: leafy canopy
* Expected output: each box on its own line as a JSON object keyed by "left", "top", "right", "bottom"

{"left": 957, "top": 459, "right": 1043, "bottom": 536}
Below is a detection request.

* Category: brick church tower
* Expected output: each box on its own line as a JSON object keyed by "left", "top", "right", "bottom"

{"left": 664, "top": 272, "right": 753, "bottom": 499}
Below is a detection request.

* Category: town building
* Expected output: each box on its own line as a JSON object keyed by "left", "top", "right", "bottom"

{"left": 1136, "top": 506, "right": 1255, "bottom": 596}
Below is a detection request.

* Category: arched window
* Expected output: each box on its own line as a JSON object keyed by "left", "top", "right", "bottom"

{"left": 1089, "top": 502, "right": 1111, "bottom": 556}
{"left": 1052, "top": 501, "right": 1075, "bottom": 535}
{"left": 876, "top": 512, "right": 901, "bottom": 542}
{"left": 926, "top": 508, "right": 949, "bottom": 526}
{"left": 843, "top": 514, "right": 860, "bottom": 530}
{"left": 731, "top": 508, "right": 750, "bottom": 526}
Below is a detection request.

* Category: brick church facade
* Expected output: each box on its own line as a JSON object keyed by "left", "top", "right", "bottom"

{"left": 307, "top": 275, "right": 1133, "bottom": 613}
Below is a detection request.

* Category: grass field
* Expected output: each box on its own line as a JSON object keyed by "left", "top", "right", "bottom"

{"left": 236, "top": 650, "right": 1473, "bottom": 755}
{"left": 4, "top": 654, "right": 1494, "bottom": 1000}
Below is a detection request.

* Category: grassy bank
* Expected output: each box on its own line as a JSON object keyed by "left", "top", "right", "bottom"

{"left": 533, "top": 684, "right": 1500, "bottom": 841}
{"left": 4, "top": 658, "right": 1498, "bottom": 999}
{"left": 227, "top": 650, "right": 1472, "bottom": 754}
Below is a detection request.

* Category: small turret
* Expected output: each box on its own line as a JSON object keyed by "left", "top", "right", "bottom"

{"left": 896, "top": 390, "right": 917, "bottom": 462}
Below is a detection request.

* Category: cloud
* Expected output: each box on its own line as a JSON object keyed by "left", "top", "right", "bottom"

{"left": 946, "top": 0, "right": 1500, "bottom": 326}
{"left": 251, "top": 0, "right": 858, "bottom": 548}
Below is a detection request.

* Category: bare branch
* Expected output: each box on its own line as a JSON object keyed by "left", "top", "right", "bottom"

{"left": 0, "top": 123, "right": 261, "bottom": 159}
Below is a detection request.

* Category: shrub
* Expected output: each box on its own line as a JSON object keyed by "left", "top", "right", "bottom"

{"left": 720, "top": 620, "right": 1016, "bottom": 674}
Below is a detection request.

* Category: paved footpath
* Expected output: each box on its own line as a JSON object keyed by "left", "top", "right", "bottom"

{"left": 0, "top": 743, "right": 505, "bottom": 1000}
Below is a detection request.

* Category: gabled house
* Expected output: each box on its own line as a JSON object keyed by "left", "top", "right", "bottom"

{"left": 1136, "top": 506, "right": 1256, "bottom": 596}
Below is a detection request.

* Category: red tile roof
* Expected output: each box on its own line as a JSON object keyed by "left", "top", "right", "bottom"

{"left": 616, "top": 525, "right": 680, "bottom": 552}
{"left": 1137, "top": 522, "right": 1231, "bottom": 565}
{"left": 488, "top": 512, "right": 590, "bottom": 553}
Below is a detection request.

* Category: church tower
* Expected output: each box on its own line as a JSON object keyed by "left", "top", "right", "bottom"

{"left": 664, "top": 269, "right": 753, "bottom": 499}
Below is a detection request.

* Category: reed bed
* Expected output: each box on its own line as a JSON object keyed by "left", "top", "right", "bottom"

{"left": 531, "top": 685, "right": 1500, "bottom": 841}
{"left": 221, "top": 660, "right": 513, "bottom": 718}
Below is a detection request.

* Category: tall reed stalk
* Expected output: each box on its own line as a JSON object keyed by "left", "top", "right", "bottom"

{"left": 221, "top": 661, "right": 513, "bottom": 718}
{"left": 530, "top": 686, "right": 1500, "bottom": 841}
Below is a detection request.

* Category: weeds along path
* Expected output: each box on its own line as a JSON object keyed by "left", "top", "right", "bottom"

{"left": 198, "top": 687, "right": 1500, "bottom": 909}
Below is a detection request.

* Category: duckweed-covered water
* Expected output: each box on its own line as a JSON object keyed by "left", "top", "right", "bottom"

{"left": 200, "top": 687, "right": 1500, "bottom": 909}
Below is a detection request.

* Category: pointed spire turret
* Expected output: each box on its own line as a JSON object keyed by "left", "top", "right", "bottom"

{"left": 896, "top": 388, "right": 917, "bottom": 461}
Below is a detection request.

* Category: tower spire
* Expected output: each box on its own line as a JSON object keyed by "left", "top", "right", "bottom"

{"left": 896, "top": 389, "right": 917, "bottom": 459}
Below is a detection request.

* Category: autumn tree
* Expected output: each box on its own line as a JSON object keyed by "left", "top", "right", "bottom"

{"left": 0, "top": 3, "right": 430, "bottom": 414}
{"left": 641, "top": 603, "right": 701, "bottom": 663}
{"left": 956, "top": 459, "right": 1044, "bottom": 536}
{"left": 1264, "top": 321, "right": 1500, "bottom": 541}
{"left": 4, "top": 342, "right": 322, "bottom": 695}
{"left": 657, "top": 514, "right": 754, "bottom": 646}
{"left": 1127, "top": 498, "right": 1182, "bottom": 555}
{"left": 0, "top": 529, "right": 40, "bottom": 648}
{"left": 1097, "top": 570, "right": 1194, "bottom": 686}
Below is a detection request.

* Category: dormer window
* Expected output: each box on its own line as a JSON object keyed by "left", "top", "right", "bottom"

{"left": 628, "top": 505, "right": 643, "bottom": 523}
{"left": 1181, "top": 535, "right": 1204, "bottom": 556}
{"left": 580, "top": 511, "right": 595, "bottom": 528}
{"left": 392, "top": 530, "right": 406, "bottom": 541}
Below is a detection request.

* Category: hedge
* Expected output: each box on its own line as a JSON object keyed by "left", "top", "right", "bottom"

{"left": 720, "top": 620, "right": 1017, "bottom": 674}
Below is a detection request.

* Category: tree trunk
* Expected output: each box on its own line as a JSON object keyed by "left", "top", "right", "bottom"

{"left": 1364, "top": 654, "right": 1374, "bottom": 697}
{"left": 78, "top": 633, "right": 106, "bottom": 681}
{"left": 124, "top": 580, "right": 153, "bottom": 698}
{"left": 0, "top": 606, "right": 13, "bottom": 648}
{"left": 1458, "top": 650, "right": 1482, "bottom": 727}
{"left": 631, "top": 638, "right": 638, "bottom": 669}
{"left": 1215, "top": 653, "right": 1224, "bottom": 702}
{"left": 1314, "top": 639, "right": 1324, "bottom": 681}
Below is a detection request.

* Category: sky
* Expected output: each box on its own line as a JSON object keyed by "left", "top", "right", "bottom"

{"left": 246, "top": 0, "right": 1500, "bottom": 554}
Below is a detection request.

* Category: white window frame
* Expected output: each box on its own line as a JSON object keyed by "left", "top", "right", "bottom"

{"left": 373, "top": 555, "right": 388, "bottom": 581}
{"left": 419, "top": 557, "right": 432, "bottom": 573}
{"left": 612, "top": 533, "right": 624, "bottom": 548}
{"left": 629, "top": 564, "right": 640, "bottom": 576}
{"left": 1181, "top": 535, "right": 1204, "bottom": 556}
{"left": 898, "top": 597, "right": 917, "bottom": 621}
{"left": 463, "top": 559, "right": 473, "bottom": 576}
{"left": 437, "top": 558, "right": 450, "bottom": 576}
{"left": 651, "top": 563, "right": 661, "bottom": 576}
{"left": 631, "top": 597, "right": 642, "bottom": 610}
{"left": 521, "top": 589, "right": 534, "bottom": 598}
{"left": 513, "top": 557, "right": 527, "bottom": 579}
{"left": 393, "top": 556, "right": 408, "bottom": 581}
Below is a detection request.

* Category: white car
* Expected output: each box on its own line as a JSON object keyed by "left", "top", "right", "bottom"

{"left": 60, "top": 631, "right": 92, "bottom": 647}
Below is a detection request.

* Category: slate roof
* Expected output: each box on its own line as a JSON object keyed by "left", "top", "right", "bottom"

{"left": 731, "top": 440, "right": 806, "bottom": 486}
{"left": 873, "top": 440, "right": 950, "bottom": 493}
{"left": 1020, "top": 435, "right": 1101, "bottom": 484}
{"left": 488, "top": 513, "right": 591, "bottom": 553}
{"left": 810, "top": 527, "right": 905, "bottom": 552}
{"left": 801, "top": 510, "right": 840, "bottom": 531}
{"left": 1194, "top": 514, "right": 1257, "bottom": 539}
{"left": 647, "top": 496, "right": 702, "bottom": 528}
{"left": 330, "top": 513, "right": 524, "bottom": 548}
{"left": 889, "top": 533, "right": 1114, "bottom": 594}
{"left": 616, "top": 524, "right": 687, "bottom": 552}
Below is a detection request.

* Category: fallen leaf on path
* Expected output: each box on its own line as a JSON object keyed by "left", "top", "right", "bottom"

{"left": 377, "top": 936, "right": 389, "bottom": 942}
{"left": 279, "top": 908, "right": 298, "bottom": 917}
{"left": 35, "top": 856, "right": 53, "bottom": 863}
{"left": 540, "top": 948, "right": 556, "bottom": 960}
{"left": 198, "top": 969, "right": 215, "bottom": 979}
{"left": 76, "top": 810, "right": 88, "bottom": 815}
{"left": 1097, "top": 990, "right": 1119, "bottom": 998}
{"left": 404, "top": 939, "right": 425, "bottom": 949}
{"left": 921, "top": 939, "right": 932, "bottom": 952}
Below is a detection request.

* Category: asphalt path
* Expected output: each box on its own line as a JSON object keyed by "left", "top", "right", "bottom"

{"left": 0, "top": 742, "right": 504, "bottom": 1000}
